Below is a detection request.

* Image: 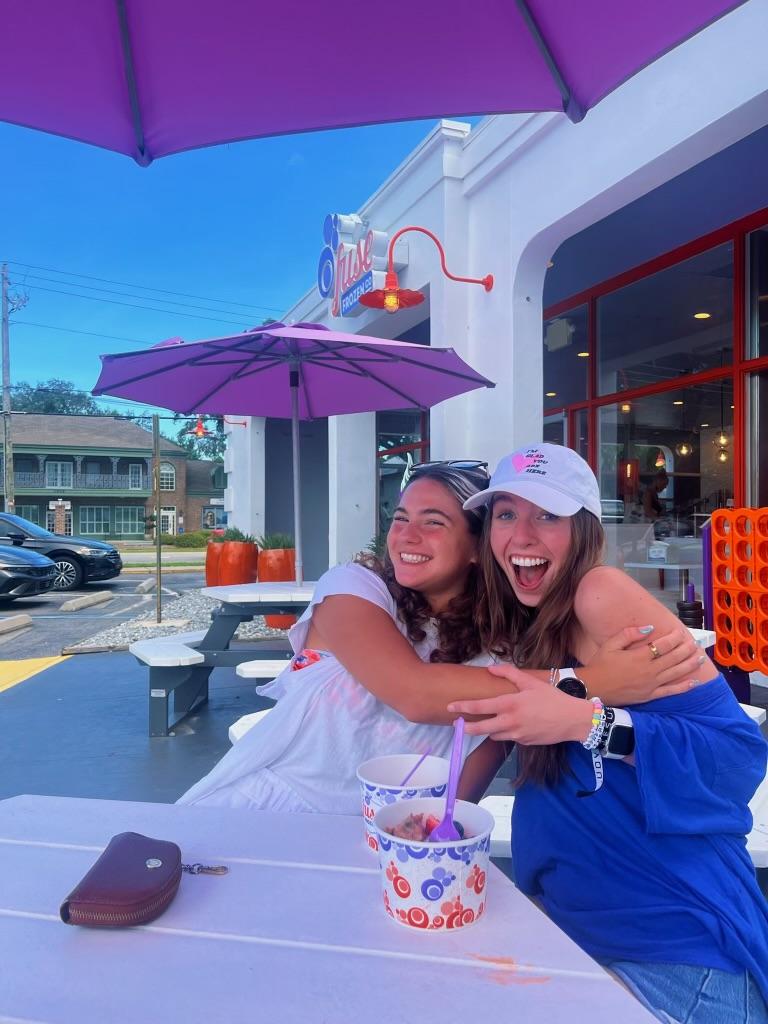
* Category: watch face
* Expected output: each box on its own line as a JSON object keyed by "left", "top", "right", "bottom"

{"left": 607, "top": 725, "right": 635, "bottom": 756}
{"left": 556, "top": 676, "right": 588, "bottom": 699}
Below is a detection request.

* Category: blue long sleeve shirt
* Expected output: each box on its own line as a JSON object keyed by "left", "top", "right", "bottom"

{"left": 512, "top": 675, "right": 768, "bottom": 1001}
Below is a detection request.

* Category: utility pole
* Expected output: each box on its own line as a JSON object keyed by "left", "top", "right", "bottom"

{"left": 1, "top": 265, "right": 14, "bottom": 513}
{"left": 153, "top": 414, "right": 162, "bottom": 622}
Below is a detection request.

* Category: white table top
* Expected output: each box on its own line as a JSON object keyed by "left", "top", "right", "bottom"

{"left": 200, "top": 580, "right": 316, "bottom": 604}
{"left": 0, "top": 795, "right": 654, "bottom": 1024}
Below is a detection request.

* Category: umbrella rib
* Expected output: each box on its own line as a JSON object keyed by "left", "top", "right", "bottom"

{"left": 306, "top": 344, "right": 492, "bottom": 388}
{"left": 114, "top": 0, "right": 150, "bottom": 165}
{"left": 514, "top": 0, "right": 585, "bottom": 123}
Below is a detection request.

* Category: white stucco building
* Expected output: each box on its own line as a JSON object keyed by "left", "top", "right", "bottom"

{"left": 226, "top": 1, "right": 768, "bottom": 582}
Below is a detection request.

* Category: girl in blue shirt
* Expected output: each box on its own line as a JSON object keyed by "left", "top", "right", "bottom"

{"left": 450, "top": 443, "right": 768, "bottom": 1024}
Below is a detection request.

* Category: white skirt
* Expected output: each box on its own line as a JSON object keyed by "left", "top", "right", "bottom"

{"left": 178, "top": 766, "right": 315, "bottom": 813}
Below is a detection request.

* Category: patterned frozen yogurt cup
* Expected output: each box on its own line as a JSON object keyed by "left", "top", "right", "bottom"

{"left": 373, "top": 797, "right": 494, "bottom": 932}
{"left": 356, "top": 755, "right": 449, "bottom": 853}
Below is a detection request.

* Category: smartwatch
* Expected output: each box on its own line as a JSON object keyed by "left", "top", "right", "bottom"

{"left": 600, "top": 707, "right": 635, "bottom": 758}
{"left": 554, "top": 671, "right": 588, "bottom": 700}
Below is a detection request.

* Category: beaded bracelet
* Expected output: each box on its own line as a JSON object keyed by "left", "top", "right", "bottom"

{"left": 582, "top": 697, "right": 606, "bottom": 750}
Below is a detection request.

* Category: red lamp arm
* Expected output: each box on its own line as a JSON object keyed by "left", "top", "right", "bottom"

{"left": 387, "top": 226, "right": 493, "bottom": 292}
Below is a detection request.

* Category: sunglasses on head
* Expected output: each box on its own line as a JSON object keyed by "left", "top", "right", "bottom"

{"left": 402, "top": 459, "right": 489, "bottom": 487}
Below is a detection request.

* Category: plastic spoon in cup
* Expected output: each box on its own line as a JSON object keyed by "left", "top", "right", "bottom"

{"left": 428, "top": 717, "right": 465, "bottom": 842}
{"left": 398, "top": 748, "right": 432, "bottom": 787}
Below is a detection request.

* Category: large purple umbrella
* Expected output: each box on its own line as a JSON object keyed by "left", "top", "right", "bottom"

{"left": 92, "top": 323, "right": 494, "bottom": 583}
{"left": 0, "top": 1, "right": 744, "bottom": 165}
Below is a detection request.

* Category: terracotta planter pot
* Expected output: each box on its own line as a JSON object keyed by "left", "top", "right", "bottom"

{"left": 218, "top": 541, "right": 259, "bottom": 587}
{"left": 205, "top": 541, "right": 223, "bottom": 586}
{"left": 258, "top": 548, "right": 297, "bottom": 628}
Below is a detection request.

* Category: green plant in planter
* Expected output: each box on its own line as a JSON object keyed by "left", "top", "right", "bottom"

{"left": 257, "top": 533, "right": 295, "bottom": 550}
{"left": 222, "top": 526, "right": 257, "bottom": 544}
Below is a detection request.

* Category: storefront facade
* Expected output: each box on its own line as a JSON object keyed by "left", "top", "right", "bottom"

{"left": 224, "top": 2, "right": 768, "bottom": 579}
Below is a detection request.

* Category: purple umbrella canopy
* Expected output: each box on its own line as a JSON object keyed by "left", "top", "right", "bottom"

{"left": 92, "top": 324, "right": 494, "bottom": 416}
{"left": 93, "top": 323, "right": 495, "bottom": 582}
{"left": 0, "top": 0, "right": 746, "bottom": 165}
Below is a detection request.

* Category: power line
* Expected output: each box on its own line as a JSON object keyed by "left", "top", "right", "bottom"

{"left": 19, "top": 283, "right": 254, "bottom": 327}
{"left": 10, "top": 320, "right": 149, "bottom": 345}
{"left": 17, "top": 272, "right": 275, "bottom": 320}
{"left": 6, "top": 259, "right": 284, "bottom": 314}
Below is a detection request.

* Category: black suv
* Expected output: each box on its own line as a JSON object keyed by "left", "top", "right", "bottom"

{"left": 0, "top": 513, "right": 122, "bottom": 591}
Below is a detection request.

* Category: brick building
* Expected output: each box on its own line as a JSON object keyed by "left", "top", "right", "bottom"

{"left": 0, "top": 414, "right": 226, "bottom": 539}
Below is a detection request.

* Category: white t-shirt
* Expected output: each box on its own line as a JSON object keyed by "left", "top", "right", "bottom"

{"left": 178, "top": 563, "right": 492, "bottom": 814}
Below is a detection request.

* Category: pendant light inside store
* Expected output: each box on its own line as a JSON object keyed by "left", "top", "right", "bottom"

{"left": 674, "top": 401, "right": 693, "bottom": 457}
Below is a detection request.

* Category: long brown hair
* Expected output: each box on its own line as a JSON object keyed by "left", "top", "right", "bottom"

{"left": 356, "top": 464, "right": 489, "bottom": 665}
{"left": 480, "top": 504, "right": 605, "bottom": 785}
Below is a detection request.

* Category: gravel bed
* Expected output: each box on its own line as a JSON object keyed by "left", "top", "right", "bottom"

{"left": 66, "top": 588, "right": 289, "bottom": 652}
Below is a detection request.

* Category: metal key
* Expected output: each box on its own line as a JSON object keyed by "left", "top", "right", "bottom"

{"left": 182, "top": 862, "right": 229, "bottom": 875}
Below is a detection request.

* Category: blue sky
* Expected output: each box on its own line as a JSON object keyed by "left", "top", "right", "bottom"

{"left": 0, "top": 117, "right": 465, "bottom": 416}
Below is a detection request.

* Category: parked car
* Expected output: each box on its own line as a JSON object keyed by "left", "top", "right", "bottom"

{"left": 0, "top": 513, "right": 122, "bottom": 591}
{"left": 0, "top": 544, "right": 57, "bottom": 601}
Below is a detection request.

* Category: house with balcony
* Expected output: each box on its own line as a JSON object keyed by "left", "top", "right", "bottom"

{"left": 0, "top": 414, "right": 226, "bottom": 539}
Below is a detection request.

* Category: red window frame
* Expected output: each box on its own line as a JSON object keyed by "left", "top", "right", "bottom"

{"left": 543, "top": 204, "right": 768, "bottom": 506}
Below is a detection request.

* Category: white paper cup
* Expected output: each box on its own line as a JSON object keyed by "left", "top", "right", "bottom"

{"left": 356, "top": 755, "right": 449, "bottom": 853}
{"left": 373, "top": 797, "right": 494, "bottom": 931}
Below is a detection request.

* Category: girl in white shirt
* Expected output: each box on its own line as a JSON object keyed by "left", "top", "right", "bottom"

{"left": 178, "top": 463, "right": 700, "bottom": 812}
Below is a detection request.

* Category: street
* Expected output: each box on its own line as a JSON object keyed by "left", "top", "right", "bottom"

{"left": 0, "top": 572, "right": 205, "bottom": 658}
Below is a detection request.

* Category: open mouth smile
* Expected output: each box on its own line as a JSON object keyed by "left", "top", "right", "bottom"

{"left": 508, "top": 555, "right": 550, "bottom": 589}
{"left": 399, "top": 553, "right": 432, "bottom": 564}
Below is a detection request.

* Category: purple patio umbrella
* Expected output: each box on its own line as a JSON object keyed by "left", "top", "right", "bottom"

{"left": 0, "top": 1, "right": 745, "bottom": 165}
{"left": 92, "top": 323, "right": 495, "bottom": 583}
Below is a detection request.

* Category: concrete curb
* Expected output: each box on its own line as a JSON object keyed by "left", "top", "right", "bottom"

{"left": 0, "top": 613, "right": 33, "bottom": 634}
{"left": 60, "top": 591, "right": 114, "bottom": 612}
{"left": 122, "top": 567, "right": 202, "bottom": 575}
{"left": 61, "top": 644, "right": 129, "bottom": 655}
{"left": 135, "top": 578, "right": 156, "bottom": 593}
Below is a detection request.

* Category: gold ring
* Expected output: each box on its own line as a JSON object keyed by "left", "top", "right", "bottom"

{"left": 648, "top": 641, "right": 661, "bottom": 660}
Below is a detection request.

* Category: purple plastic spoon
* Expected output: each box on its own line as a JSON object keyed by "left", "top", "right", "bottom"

{"left": 428, "top": 717, "right": 465, "bottom": 842}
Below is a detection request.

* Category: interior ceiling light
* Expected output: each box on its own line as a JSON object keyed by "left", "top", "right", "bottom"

{"left": 693, "top": 312, "right": 712, "bottom": 319}
{"left": 716, "top": 431, "right": 729, "bottom": 446}
{"left": 359, "top": 225, "right": 493, "bottom": 314}
{"left": 700, "top": 422, "right": 709, "bottom": 427}
{"left": 620, "top": 402, "right": 631, "bottom": 413}
{"left": 673, "top": 400, "right": 684, "bottom": 406}
{"left": 577, "top": 351, "right": 589, "bottom": 358}
{"left": 675, "top": 440, "right": 694, "bottom": 457}
{"left": 717, "top": 447, "right": 729, "bottom": 463}
{"left": 545, "top": 391, "right": 557, "bottom": 398}
{"left": 654, "top": 451, "right": 666, "bottom": 468}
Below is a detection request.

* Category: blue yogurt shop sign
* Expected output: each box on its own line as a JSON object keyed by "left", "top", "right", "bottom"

{"left": 317, "top": 213, "right": 388, "bottom": 318}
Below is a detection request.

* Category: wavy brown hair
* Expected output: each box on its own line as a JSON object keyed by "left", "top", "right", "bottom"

{"left": 480, "top": 505, "right": 605, "bottom": 786}
{"left": 355, "top": 464, "right": 489, "bottom": 665}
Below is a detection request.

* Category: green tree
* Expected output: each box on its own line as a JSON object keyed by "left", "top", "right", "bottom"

{"left": 11, "top": 378, "right": 123, "bottom": 415}
{"left": 170, "top": 414, "right": 226, "bottom": 461}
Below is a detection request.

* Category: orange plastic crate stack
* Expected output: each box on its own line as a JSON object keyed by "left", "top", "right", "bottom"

{"left": 710, "top": 508, "right": 768, "bottom": 673}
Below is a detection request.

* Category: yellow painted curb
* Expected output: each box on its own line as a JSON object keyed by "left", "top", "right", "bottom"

{"left": 0, "top": 656, "right": 70, "bottom": 694}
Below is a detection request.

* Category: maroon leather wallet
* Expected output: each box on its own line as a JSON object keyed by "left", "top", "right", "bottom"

{"left": 60, "top": 832, "right": 182, "bottom": 928}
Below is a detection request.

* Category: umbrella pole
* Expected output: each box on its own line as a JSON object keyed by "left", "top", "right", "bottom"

{"left": 290, "top": 368, "right": 303, "bottom": 585}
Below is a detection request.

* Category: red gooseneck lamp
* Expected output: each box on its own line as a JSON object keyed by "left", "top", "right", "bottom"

{"left": 359, "top": 225, "right": 493, "bottom": 314}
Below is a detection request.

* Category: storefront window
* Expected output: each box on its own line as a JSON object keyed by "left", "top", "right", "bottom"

{"left": 598, "top": 382, "right": 733, "bottom": 606}
{"left": 597, "top": 244, "right": 733, "bottom": 395}
{"left": 748, "top": 371, "right": 768, "bottom": 506}
{"left": 573, "top": 409, "right": 589, "bottom": 463}
{"left": 376, "top": 410, "right": 429, "bottom": 539}
{"left": 543, "top": 305, "right": 588, "bottom": 411}
{"left": 543, "top": 413, "right": 566, "bottom": 445}
{"left": 748, "top": 227, "right": 768, "bottom": 358}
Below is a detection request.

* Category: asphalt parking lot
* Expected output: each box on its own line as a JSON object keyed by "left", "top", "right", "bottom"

{"left": 0, "top": 571, "right": 205, "bottom": 658}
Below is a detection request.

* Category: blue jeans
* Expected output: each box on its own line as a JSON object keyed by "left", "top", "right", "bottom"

{"left": 605, "top": 962, "right": 768, "bottom": 1024}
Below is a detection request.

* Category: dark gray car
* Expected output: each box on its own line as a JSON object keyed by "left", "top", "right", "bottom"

{"left": 0, "top": 513, "right": 122, "bottom": 591}
{"left": 0, "top": 544, "right": 56, "bottom": 600}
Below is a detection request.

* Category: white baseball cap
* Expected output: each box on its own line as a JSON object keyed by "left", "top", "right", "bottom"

{"left": 463, "top": 443, "right": 602, "bottom": 521}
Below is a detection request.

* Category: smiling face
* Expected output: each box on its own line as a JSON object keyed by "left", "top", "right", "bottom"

{"left": 387, "top": 477, "right": 478, "bottom": 613}
{"left": 489, "top": 493, "right": 573, "bottom": 607}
